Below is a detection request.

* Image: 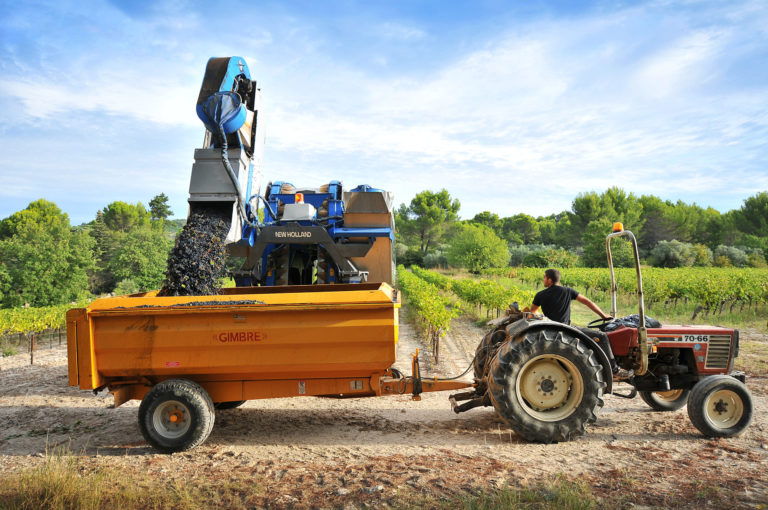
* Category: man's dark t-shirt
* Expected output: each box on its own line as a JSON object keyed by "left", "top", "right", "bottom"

{"left": 533, "top": 285, "right": 579, "bottom": 324}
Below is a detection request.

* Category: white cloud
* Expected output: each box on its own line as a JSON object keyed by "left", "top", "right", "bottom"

{"left": 1, "top": 0, "right": 767, "bottom": 222}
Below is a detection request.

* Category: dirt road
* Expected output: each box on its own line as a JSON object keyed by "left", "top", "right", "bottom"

{"left": 1, "top": 315, "right": 766, "bottom": 508}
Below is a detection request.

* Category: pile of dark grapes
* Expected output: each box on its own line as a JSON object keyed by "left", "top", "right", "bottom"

{"left": 158, "top": 210, "right": 230, "bottom": 296}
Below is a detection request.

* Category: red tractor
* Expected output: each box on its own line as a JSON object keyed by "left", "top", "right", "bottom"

{"left": 453, "top": 223, "right": 753, "bottom": 442}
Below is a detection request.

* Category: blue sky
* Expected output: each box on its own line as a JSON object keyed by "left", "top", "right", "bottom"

{"left": 1, "top": 0, "right": 767, "bottom": 224}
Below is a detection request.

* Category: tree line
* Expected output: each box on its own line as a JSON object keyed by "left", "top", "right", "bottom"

{"left": 1, "top": 187, "right": 765, "bottom": 309}
{"left": 396, "top": 187, "right": 768, "bottom": 272}
{"left": 0, "top": 194, "right": 179, "bottom": 308}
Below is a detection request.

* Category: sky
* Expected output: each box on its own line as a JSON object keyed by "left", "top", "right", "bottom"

{"left": 1, "top": 0, "right": 767, "bottom": 225}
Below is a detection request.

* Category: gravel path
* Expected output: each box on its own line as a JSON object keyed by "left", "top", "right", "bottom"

{"left": 1, "top": 313, "right": 766, "bottom": 507}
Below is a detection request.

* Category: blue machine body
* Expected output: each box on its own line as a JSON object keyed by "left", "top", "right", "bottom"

{"left": 193, "top": 56, "right": 394, "bottom": 287}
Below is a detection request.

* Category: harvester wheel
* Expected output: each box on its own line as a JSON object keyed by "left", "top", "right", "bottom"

{"left": 214, "top": 401, "right": 246, "bottom": 410}
{"left": 687, "top": 375, "right": 753, "bottom": 437}
{"left": 639, "top": 389, "right": 690, "bottom": 411}
{"left": 488, "top": 328, "right": 605, "bottom": 443}
{"left": 138, "top": 379, "right": 215, "bottom": 453}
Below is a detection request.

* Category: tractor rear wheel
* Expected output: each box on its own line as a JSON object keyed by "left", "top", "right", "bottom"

{"left": 639, "top": 389, "right": 690, "bottom": 411}
{"left": 687, "top": 375, "right": 753, "bottom": 437}
{"left": 488, "top": 328, "right": 605, "bottom": 443}
{"left": 138, "top": 379, "right": 215, "bottom": 453}
{"left": 473, "top": 329, "right": 507, "bottom": 379}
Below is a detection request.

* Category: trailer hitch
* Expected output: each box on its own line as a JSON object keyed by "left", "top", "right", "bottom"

{"left": 449, "top": 390, "right": 490, "bottom": 413}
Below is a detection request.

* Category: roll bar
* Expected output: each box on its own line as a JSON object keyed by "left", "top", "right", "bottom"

{"left": 605, "top": 225, "right": 648, "bottom": 376}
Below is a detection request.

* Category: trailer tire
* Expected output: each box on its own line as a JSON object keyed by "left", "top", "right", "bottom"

{"left": 687, "top": 375, "right": 753, "bottom": 437}
{"left": 488, "top": 328, "right": 605, "bottom": 443}
{"left": 138, "top": 379, "right": 215, "bottom": 453}
{"left": 639, "top": 389, "right": 690, "bottom": 411}
{"left": 214, "top": 400, "right": 246, "bottom": 410}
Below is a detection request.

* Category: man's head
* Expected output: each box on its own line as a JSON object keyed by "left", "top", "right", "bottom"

{"left": 543, "top": 268, "right": 561, "bottom": 287}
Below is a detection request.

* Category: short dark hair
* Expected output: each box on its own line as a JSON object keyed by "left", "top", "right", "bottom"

{"left": 544, "top": 268, "right": 561, "bottom": 284}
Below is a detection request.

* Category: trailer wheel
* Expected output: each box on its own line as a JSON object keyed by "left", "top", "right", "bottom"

{"left": 214, "top": 400, "right": 246, "bottom": 410}
{"left": 138, "top": 379, "right": 215, "bottom": 453}
{"left": 687, "top": 375, "right": 753, "bottom": 438}
{"left": 639, "top": 389, "right": 690, "bottom": 412}
{"left": 488, "top": 329, "right": 605, "bottom": 443}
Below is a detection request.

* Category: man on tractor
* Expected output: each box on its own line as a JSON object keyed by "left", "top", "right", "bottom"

{"left": 530, "top": 269, "right": 611, "bottom": 325}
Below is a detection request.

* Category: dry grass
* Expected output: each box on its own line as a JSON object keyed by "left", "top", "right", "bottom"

{"left": 0, "top": 448, "right": 607, "bottom": 510}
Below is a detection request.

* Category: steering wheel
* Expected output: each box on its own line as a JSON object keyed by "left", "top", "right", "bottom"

{"left": 587, "top": 317, "right": 614, "bottom": 330}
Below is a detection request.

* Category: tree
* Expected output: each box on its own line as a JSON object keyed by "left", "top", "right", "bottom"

{"left": 470, "top": 211, "right": 502, "bottom": 235}
{"left": 571, "top": 188, "right": 643, "bottom": 234}
{"left": 649, "top": 240, "right": 696, "bottom": 268}
{"left": 102, "top": 201, "right": 150, "bottom": 232}
{"left": 0, "top": 200, "right": 94, "bottom": 307}
{"left": 503, "top": 214, "right": 541, "bottom": 244}
{"left": 108, "top": 226, "right": 173, "bottom": 291}
{"left": 446, "top": 223, "right": 509, "bottom": 272}
{"left": 522, "top": 248, "right": 580, "bottom": 268}
{"left": 734, "top": 191, "right": 768, "bottom": 237}
{"left": 149, "top": 193, "right": 173, "bottom": 221}
{"left": 581, "top": 218, "right": 633, "bottom": 267}
{"left": 396, "top": 190, "right": 460, "bottom": 255}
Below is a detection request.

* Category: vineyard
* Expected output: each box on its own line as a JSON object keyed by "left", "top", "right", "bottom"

{"left": 397, "top": 265, "right": 768, "bottom": 355}
{"left": 0, "top": 304, "right": 72, "bottom": 361}
{"left": 482, "top": 267, "right": 768, "bottom": 315}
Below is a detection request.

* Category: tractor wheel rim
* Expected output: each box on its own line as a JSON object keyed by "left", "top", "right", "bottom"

{"left": 705, "top": 389, "right": 743, "bottom": 429}
{"left": 153, "top": 400, "right": 191, "bottom": 439}
{"left": 654, "top": 389, "right": 685, "bottom": 402}
{"left": 516, "top": 354, "right": 583, "bottom": 422}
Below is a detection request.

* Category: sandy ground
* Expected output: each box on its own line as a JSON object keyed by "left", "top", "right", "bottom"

{"left": 1, "top": 315, "right": 767, "bottom": 508}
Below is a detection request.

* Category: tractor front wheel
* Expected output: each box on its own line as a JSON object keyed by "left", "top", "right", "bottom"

{"left": 687, "top": 375, "right": 753, "bottom": 437}
{"left": 488, "top": 329, "right": 605, "bottom": 443}
{"left": 639, "top": 389, "right": 690, "bottom": 412}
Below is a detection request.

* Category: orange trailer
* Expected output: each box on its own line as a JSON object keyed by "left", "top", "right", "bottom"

{"left": 67, "top": 283, "right": 470, "bottom": 452}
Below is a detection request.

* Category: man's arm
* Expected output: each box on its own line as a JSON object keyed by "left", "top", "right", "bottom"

{"left": 530, "top": 304, "right": 540, "bottom": 314}
{"left": 575, "top": 294, "right": 611, "bottom": 319}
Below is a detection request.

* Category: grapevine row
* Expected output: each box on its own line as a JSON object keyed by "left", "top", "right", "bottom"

{"left": 0, "top": 304, "right": 69, "bottom": 336}
{"left": 396, "top": 265, "right": 459, "bottom": 339}
{"left": 494, "top": 267, "right": 768, "bottom": 311}
{"left": 410, "top": 266, "right": 535, "bottom": 314}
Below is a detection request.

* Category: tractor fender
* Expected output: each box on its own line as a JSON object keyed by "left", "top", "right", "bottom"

{"left": 504, "top": 319, "right": 613, "bottom": 394}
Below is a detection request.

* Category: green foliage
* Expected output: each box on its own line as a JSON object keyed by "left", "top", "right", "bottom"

{"left": 411, "top": 266, "right": 535, "bottom": 312}
{"left": 108, "top": 226, "right": 173, "bottom": 291}
{"left": 521, "top": 248, "right": 580, "bottom": 268}
{"left": 422, "top": 250, "right": 448, "bottom": 268}
{"left": 0, "top": 304, "right": 70, "bottom": 335}
{"left": 734, "top": 191, "right": 768, "bottom": 237}
{"left": 650, "top": 240, "right": 696, "bottom": 268}
{"left": 148, "top": 193, "right": 173, "bottom": 220}
{"left": 446, "top": 224, "right": 509, "bottom": 272}
{"left": 396, "top": 189, "right": 460, "bottom": 254}
{"left": 0, "top": 200, "right": 94, "bottom": 308}
{"left": 396, "top": 265, "right": 459, "bottom": 337}
{"left": 714, "top": 245, "right": 748, "bottom": 267}
{"left": 511, "top": 266, "right": 768, "bottom": 310}
{"left": 503, "top": 214, "right": 541, "bottom": 244}
{"left": 581, "top": 219, "right": 633, "bottom": 267}
{"left": 113, "top": 279, "right": 140, "bottom": 295}
{"left": 102, "top": 201, "right": 150, "bottom": 232}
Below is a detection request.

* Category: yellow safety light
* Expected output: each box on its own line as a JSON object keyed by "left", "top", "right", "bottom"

{"left": 295, "top": 192, "right": 304, "bottom": 204}
{"left": 612, "top": 222, "right": 624, "bottom": 232}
